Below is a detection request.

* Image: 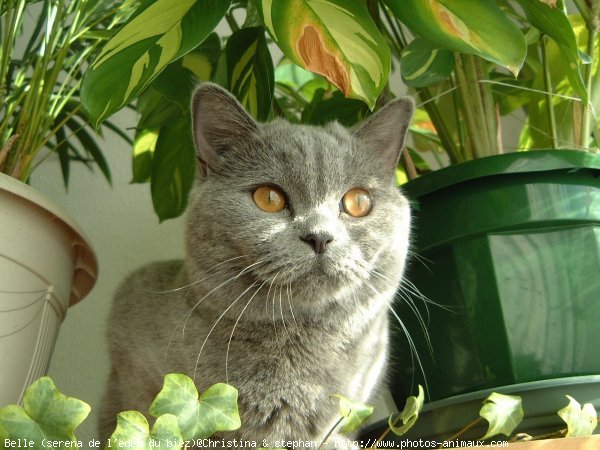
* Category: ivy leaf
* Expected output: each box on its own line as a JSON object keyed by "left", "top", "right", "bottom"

{"left": 149, "top": 374, "right": 241, "bottom": 440}
{"left": 479, "top": 392, "right": 524, "bottom": 440}
{"left": 330, "top": 395, "right": 373, "bottom": 433}
{"left": 557, "top": 395, "right": 598, "bottom": 437}
{"left": 388, "top": 385, "right": 424, "bottom": 436}
{"left": 0, "top": 377, "right": 90, "bottom": 450}
{"left": 108, "top": 411, "right": 182, "bottom": 450}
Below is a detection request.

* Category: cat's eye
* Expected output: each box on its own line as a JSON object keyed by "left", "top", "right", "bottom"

{"left": 253, "top": 185, "right": 287, "bottom": 213}
{"left": 341, "top": 188, "right": 372, "bottom": 217}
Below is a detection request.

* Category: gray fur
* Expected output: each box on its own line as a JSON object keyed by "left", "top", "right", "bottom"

{"left": 100, "top": 84, "right": 413, "bottom": 448}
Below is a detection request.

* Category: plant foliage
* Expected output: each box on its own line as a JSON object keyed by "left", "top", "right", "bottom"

{"left": 76, "top": 0, "right": 600, "bottom": 221}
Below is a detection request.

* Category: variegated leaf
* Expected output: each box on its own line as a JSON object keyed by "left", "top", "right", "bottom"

{"left": 81, "top": 0, "right": 230, "bottom": 126}
{"left": 385, "top": 0, "right": 526, "bottom": 76}
{"left": 401, "top": 38, "right": 454, "bottom": 87}
{"left": 226, "top": 27, "right": 274, "bottom": 121}
{"left": 259, "top": 0, "right": 390, "bottom": 109}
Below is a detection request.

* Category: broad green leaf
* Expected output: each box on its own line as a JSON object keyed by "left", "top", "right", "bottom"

{"left": 558, "top": 395, "right": 598, "bottom": 437}
{"left": 132, "top": 129, "right": 158, "bottom": 183}
{"left": 330, "top": 395, "right": 373, "bottom": 434}
{"left": 385, "top": 0, "right": 526, "bottom": 76}
{"left": 108, "top": 411, "right": 183, "bottom": 450}
{"left": 520, "top": 0, "right": 587, "bottom": 102}
{"left": 276, "top": 62, "right": 319, "bottom": 91}
{"left": 137, "top": 88, "right": 182, "bottom": 130}
{"left": 150, "top": 116, "right": 196, "bottom": 222}
{"left": 226, "top": 27, "right": 274, "bottom": 121}
{"left": 259, "top": 0, "right": 390, "bottom": 109}
{"left": 149, "top": 374, "right": 241, "bottom": 439}
{"left": 0, "top": 377, "right": 90, "bottom": 450}
{"left": 301, "top": 89, "right": 368, "bottom": 127}
{"left": 388, "top": 385, "right": 424, "bottom": 436}
{"left": 81, "top": 0, "right": 230, "bottom": 126}
{"left": 479, "top": 392, "right": 524, "bottom": 440}
{"left": 401, "top": 38, "right": 454, "bottom": 88}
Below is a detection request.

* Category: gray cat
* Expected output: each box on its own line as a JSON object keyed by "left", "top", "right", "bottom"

{"left": 99, "top": 83, "right": 413, "bottom": 448}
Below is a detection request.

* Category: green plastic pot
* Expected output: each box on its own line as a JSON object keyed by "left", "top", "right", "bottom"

{"left": 389, "top": 150, "right": 600, "bottom": 406}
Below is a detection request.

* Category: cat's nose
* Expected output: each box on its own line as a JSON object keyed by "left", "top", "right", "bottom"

{"left": 301, "top": 233, "right": 334, "bottom": 255}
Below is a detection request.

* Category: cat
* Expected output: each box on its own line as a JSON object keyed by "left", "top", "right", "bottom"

{"left": 99, "top": 83, "right": 414, "bottom": 449}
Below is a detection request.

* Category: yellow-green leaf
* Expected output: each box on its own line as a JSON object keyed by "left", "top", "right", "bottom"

{"left": 0, "top": 377, "right": 90, "bottom": 450}
{"left": 259, "top": 0, "right": 390, "bottom": 109}
{"left": 480, "top": 392, "right": 524, "bottom": 440}
{"left": 558, "top": 395, "right": 598, "bottom": 437}
{"left": 108, "top": 412, "right": 183, "bottom": 450}
{"left": 81, "top": 0, "right": 230, "bottom": 126}
{"left": 385, "top": 0, "right": 526, "bottom": 76}
{"left": 149, "top": 374, "right": 241, "bottom": 439}
{"left": 388, "top": 385, "right": 424, "bottom": 436}
{"left": 330, "top": 395, "right": 373, "bottom": 434}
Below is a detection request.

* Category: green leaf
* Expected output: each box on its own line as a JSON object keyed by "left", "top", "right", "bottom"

{"left": 301, "top": 89, "right": 368, "bottom": 127}
{"left": 385, "top": 0, "right": 526, "bottom": 76}
{"left": 137, "top": 88, "right": 182, "bottom": 130}
{"left": 401, "top": 38, "right": 455, "bottom": 88}
{"left": 132, "top": 129, "right": 158, "bottom": 183}
{"left": 81, "top": 0, "right": 231, "bottom": 126}
{"left": 226, "top": 27, "right": 274, "bottom": 121}
{"left": 479, "top": 392, "right": 524, "bottom": 440}
{"left": 259, "top": 0, "right": 390, "bottom": 109}
{"left": 150, "top": 115, "right": 196, "bottom": 221}
{"left": 0, "top": 377, "right": 90, "bottom": 450}
{"left": 108, "top": 411, "right": 183, "bottom": 450}
{"left": 557, "top": 395, "right": 598, "bottom": 437}
{"left": 149, "top": 374, "right": 241, "bottom": 440}
{"left": 330, "top": 395, "right": 373, "bottom": 434}
{"left": 519, "top": 0, "right": 587, "bottom": 101}
{"left": 388, "top": 385, "right": 424, "bottom": 436}
{"left": 65, "top": 118, "right": 112, "bottom": 185}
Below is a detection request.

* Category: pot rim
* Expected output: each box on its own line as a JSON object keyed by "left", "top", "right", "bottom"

{"left": 402, "top": 149, "right": 600, "bottom": 199}
{"left": 0, "top": 172, "right": 98, "bottom": 306}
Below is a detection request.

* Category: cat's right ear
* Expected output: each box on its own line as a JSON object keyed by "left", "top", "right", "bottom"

{"left": 191, "top": 83, "right": 258, "bottom": 175}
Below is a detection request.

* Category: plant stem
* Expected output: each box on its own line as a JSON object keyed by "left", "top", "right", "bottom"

{"left": 402, "top": 148, "right": 418, "bottom": 180}
{"left": 540, "top": 35, "right": 558, "bottom": 149}
{"left": 580, "top": 24, "right": 597, "bottom": 149}
{"left": 474, "top": 56, "right": 499, "bottom": 154}
{"left": 454, "top": 55, "right": 479, "bottom": 159}
{"left": 417, "top": 87, "right": 460, "bottom": 164}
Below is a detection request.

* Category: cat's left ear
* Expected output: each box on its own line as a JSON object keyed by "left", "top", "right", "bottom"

{"left": 353, "top": 97, "right": 414, "bottom": 171}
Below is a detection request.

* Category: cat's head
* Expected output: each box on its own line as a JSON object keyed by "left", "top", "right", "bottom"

{"left": 185, "top": 83, "right": 413, "bottom": 317}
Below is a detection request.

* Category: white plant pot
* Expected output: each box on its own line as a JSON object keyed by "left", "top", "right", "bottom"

{"left": 0, "top": 173, "right": 97, "bottom": 405}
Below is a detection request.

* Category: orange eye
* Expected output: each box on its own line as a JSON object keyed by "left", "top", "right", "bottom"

{"left": 253, "top": 185, "right": 287, "bottom": 213}
{"left": 341, "top": 188, "right": 372, "bottom": 217}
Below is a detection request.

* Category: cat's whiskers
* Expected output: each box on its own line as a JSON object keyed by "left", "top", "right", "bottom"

{"left": 286, "top": 282, "right": 299, "bottom": 327}
{"left": 264, "top": 272, "right": 280, "bottom": 334}
{"left": 387, "top": 303, "right": 430, "bottom": 399}
{"left": 193, "top": 279, "right": 261, "bottom": 381}
{"left": 181, "top": 259, "right": 266, "bottom": 336}
{"left": 369, "top": 268, "right": 434, "bottom": 357}
{"left": 225, "top": 279, "right": 267, "bottom": 384}
{"left": 148, "top": 254, "right": 251, "bottom": 294}
{"left": 279, "top": 283, "right": 293, "bottom": 348}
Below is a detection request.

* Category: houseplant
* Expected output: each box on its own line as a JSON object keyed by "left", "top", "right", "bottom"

{"left": 0, "top": 0, "right": 134, "bottom": 405}
{"left": 78, "top": 0, "right": 599, "bottom": 440}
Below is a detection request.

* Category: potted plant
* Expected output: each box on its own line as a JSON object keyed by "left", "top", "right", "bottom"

{"left": 0, "top": 0, "right": 133, "bottom": 406}
{"left": 78, "top": 0, "right": 599, "bottom": 441}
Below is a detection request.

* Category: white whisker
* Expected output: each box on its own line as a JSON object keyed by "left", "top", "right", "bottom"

{"left": 225, "top": 280, "right": 267, "bottom": 383}
{"left": 193, "top": 280, "right": 260, "bottom": 381}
